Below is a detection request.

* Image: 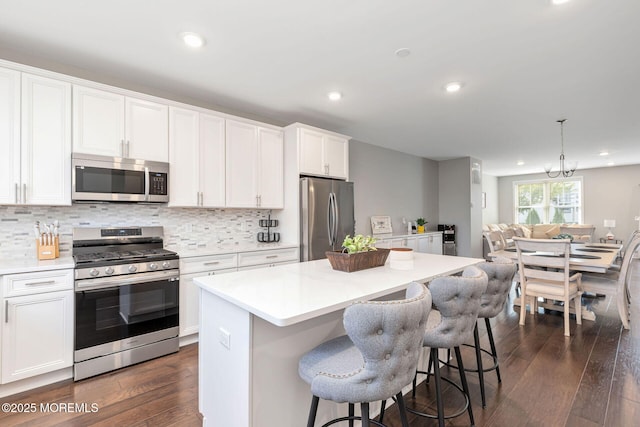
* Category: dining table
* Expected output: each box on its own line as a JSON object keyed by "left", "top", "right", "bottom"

{"left": 489, "top": 241, "right": 623, "bottom": 321}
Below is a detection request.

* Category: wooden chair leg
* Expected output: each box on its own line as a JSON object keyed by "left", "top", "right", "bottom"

{"left": 564, "top": 297, "right": 571, "bottom": 337}
{"left": 519, "top": 293, "right": 527, "bottom": 326}
{"left": 575, "top": 293, "right": 582, "bottom": 325}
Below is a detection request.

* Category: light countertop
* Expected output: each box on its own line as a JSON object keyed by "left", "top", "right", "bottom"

{"left": 373, "top": 231, "right": 441, "bottom": 239}
{"left": 194, "top": 252, "right": 483, "bottom": 327}
{"left": 0, "top": 257, "right": 75, "bottom": 275}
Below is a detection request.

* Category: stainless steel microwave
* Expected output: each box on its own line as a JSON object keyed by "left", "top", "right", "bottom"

{"left": 72, "top": 153, "right": 169, "bottom": 203}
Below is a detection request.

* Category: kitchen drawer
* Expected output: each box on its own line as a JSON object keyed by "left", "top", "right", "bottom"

{"left": 180, "top": 253, "right": 238, "bottom": 275}
{"left": 237, "top": 260, "right": 298, "bottom": 271}
{"left": 3, "top": 269, "right": 73, "bottom": 298}
{"left": 238, "top": 247, "right": 299, "bottom": 268}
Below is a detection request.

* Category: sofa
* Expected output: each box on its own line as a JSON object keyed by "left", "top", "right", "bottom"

{"left": 483, "top": 223, "right": 596, "bottom": 242}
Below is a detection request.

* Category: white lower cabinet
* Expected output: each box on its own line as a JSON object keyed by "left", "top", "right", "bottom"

{"left": 179, "top": 254, "right": 237, "bottom": 338}
{"left": 1, "top": 269, "right": 73, "bottom": 384}
{"left": 375, "top": 233, "right": 443, "bottom": 255}
{"left": 237, "top": 247, "right": 299, "bottom": 270}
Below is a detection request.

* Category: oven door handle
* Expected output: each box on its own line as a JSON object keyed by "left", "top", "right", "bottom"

{"left": 75, "top": 270, "right": 179, "bottom": 291}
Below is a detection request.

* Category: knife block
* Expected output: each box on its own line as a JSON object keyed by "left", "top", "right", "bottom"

{"left": 36, "top": 237, "right": 59, "bottom": 260}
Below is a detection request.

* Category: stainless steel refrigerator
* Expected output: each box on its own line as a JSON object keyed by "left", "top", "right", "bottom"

{"left": 300, "top": 177, "right": 355, "bottom": 261}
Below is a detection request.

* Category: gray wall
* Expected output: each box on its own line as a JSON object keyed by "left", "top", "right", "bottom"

{"left": 498, "top": 164, "right": 640, "bottom": 243}
{"left": 438, "top": 157, "right": 484, "bottom": 258}
{"left": 482, "top": 174, "right": 499, "bottom": 224}
{"left": 349, "top": 141, "right": 439, "bottom": 236}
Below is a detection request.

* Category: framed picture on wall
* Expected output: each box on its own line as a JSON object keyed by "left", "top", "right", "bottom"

{"left": 482, "top": 192, "right": 487, "bottom": 209}
{"left": 370, "top": 216, "right": 392, "bottom": 234}
{"left": 472, "top": 161, "right": 482, "bottom": 184}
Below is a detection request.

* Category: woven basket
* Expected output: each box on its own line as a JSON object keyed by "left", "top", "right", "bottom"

{"left": 325, "top": 248, "right": 391, "bottom": 273}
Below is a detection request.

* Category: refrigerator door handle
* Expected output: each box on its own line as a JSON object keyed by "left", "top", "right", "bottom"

{"left": 327, "top": 193, "right": 334, "bottom": 246}
{"left": 332, "top": 192, "right": 339, "bottom": 245}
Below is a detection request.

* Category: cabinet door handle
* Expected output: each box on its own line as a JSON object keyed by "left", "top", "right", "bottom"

{"left": 126, "top": 140, "right": 131, "bottom": 157}
{"left": 4, "top": 300, "right": 8, "bottom": 323}
{"left": 120, "top": 140, "right": 125, "bottom": 157}
{"left": 15, "top": 183, "right": 19, "bottom": 204}
{"left": 204, "top": 261, "right": 220, "bottom": 266}
{"left": 25, "top": 280, "right": 56, "bottom": 286}
{"left": 266, "top": 255, "right": 278, "bottom": 259}
{"left": 22, "top": 183, "right": 27, "bottom": 204}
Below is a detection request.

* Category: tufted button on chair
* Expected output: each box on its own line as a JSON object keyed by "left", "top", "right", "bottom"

{"left": 298, "top": 282, "right": 431, "bottom": 427}
{"left": 404, "top": 266, "right": 488, "bottom": 427}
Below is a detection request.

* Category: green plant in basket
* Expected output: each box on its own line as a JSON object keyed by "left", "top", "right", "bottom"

{"left": 415, "top": 218, "right": 427, "bottom": 226}
{"left": 341, "top": 234, "right": 377, "bottom": 254}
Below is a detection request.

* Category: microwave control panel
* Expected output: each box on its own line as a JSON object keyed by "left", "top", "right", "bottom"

{"left": 149, "top": 172, "right": 168, "bottom": 195}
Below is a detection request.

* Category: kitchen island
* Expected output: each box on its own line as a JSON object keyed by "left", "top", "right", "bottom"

{"left": 194, "top": 252, "right": 483, "bottom": 427}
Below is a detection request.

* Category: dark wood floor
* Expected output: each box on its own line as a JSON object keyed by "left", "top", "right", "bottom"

{"left": 2, "top": 261, "right": 639, "bottom": 427}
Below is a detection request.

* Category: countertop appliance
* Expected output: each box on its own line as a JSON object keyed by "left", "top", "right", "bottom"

{"left": 438, "top": 224, "right": 457, "bottom": 256}
{"left": 300, "top": 177, "right": 355, "bottom": 261}
{"left": 72, "top": 153, "right": 169, "bottom": 203}
{"left": 72, "top": 226, "right": 179, "bottom": 381}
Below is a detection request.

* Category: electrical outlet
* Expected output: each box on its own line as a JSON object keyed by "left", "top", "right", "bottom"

{"left": 218, "top": 327, "right": 231, "bottom": 349}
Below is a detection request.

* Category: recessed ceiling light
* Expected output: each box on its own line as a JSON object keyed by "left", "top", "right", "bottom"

{"left": 445, "top": 82, "right": 463, "bottom": 93}
{"left": 181, "top": 32, "right": 205, "bottom": 48}
{"left": 327, "top": 91, "right": 342, "bottom": 101}
{"left": 517, "top": 161, "right": 525, "bottom": 166}
{"left": 551, "top": 0, "right": 571, "bottom": 5}
{"left": 599, "top": 151, "right": 609, "bottom": 156}
{"left": 395, "top": 48, "right": 411, "bottom": 58}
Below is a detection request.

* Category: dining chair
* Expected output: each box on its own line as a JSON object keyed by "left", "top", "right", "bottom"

{"left": 560, "top": 225, "right": 596, "bottom": 243}
{"left": 581, "top": 233, "right": 640, "bottom": 329}
{"left": 513, "top": 237, "right": 583, "bottom": 337}
{"left": 484, "top": 230, "right": 507, "bottom": 253}
{"left": 298, "top": 282, "right": 431, "bottom": 427}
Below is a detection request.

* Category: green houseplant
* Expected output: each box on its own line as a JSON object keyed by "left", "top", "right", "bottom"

{"left": 326, "top": 234, "right": 390, "bottom": 272}
{"left": 415, "top": 218, "right": 427, "bottom": 234}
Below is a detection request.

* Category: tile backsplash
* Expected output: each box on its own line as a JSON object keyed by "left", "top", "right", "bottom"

{"left": 0, "top": 204, "right": 278, "bottom": 259}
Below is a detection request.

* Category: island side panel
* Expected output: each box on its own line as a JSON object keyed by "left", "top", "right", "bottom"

{"left": 250, "top": 309, "right": 346, "bottom": 426}
{"left": 199, "top": 289, "right": 252, "bottom": 427}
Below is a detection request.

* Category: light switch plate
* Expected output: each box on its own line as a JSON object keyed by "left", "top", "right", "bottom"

{"left": 218, "top": 327, "right": 231, "bottom": 349}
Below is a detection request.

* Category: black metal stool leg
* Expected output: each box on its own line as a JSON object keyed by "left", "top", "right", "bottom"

{"left": 396, "top": 392, "right": 410, "bottom": 427}
{"left": 485, "top": 317, "right": 501, "bottom": 383}
{"left": 361, "top": 402, "right": 370, "bottom": 427}
{"left": 454, "top": 346, "right": 475, "bottom": 427}
{"left": 349, "top": 403, "right": 354, "bottom": 427}
{"left": 378, "top": 399, "right": 386, "bottom": 423}
{"left": 307, "top": 395, "right": 319, "bottom": 427}
{"left": 412, "top": 370, "right": 418, "bottom": 398}
{"left": 473, "top": 323, "right": 486, "bottom": 407}
{"left": 432, "top": 348, "right": 445, "bottom": 427}
{"left": 426, "top": 350, "right": 433, "bottom": 384}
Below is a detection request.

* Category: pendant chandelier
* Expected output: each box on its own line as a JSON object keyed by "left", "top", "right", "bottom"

{"left": 544, "top": 119, "right": 577, "bottom": 178}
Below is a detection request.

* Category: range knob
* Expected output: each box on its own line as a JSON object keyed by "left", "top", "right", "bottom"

{"left": 162, "top": 261, "right": 171, "bottom": 269}
{"left": 149, "top": 263, "right": 158, "bottom": 270}
{"left": 105, "top": 267, "right": 115, "bottom": 275}
{"left": 128, "top": 265, "right": 138, "bottom": 273}
{"left": 89, "top": 268, "right": 99, "bottom": 277}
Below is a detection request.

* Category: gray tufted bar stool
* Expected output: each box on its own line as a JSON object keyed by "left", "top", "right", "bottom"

{"left": 405, "top": 266, "right": 488, "bottom": 427}
{"left": 440, "top": 257, "right": 517, "bottom": 407}
{"left": 298, "top": 282, "right": 431, "bottom": 427}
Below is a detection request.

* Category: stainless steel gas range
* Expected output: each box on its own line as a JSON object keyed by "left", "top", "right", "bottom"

{"left": 72, "top": 226, "right": 179, "bottom": 381}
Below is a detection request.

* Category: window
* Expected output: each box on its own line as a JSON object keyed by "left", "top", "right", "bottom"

{"left": 514, "top": 178, "right": 583, "bottom": 224}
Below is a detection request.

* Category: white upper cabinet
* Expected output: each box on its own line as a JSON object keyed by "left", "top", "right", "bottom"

{"left": 73, "top": 85, "right": 168, "bottom": 162}
{"left": 169, "top": 107, "right": 225, "bottom": 207}
{"left": 125, "top": 97, "right": 168, "bottom": 161}
{"left": 0, "top": 69, "right": 71, "bottom": 206}
{"left": 225, "top": 119, "right": 283, "bottom": 209}
{"left": 0, "top": 67, "right": 21, "bottom": 205}
{"left": 292, "top": 123, "right": 349, "bottom": 180}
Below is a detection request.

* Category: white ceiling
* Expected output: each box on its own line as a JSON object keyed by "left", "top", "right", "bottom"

{"left": 2, "top": 0, "right": 639, "bottom": 177}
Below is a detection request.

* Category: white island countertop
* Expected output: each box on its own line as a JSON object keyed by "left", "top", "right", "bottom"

{"left": 194, "top": 252, "right": 483, "bottom": 327}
